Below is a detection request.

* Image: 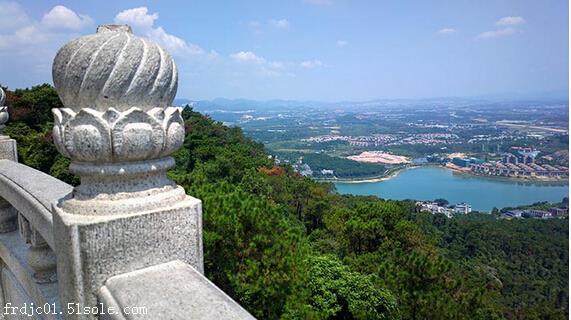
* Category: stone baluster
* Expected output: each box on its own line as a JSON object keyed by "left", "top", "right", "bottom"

{"left": 17, "top": 214, "right": 57, "bottom": 283}
{"left": 0, "top": 89, "right": 54, "bottom": 279}
{"left": 0, "top": 198, "right": 16, "bottom": 233}
{"left": 50, "top": 24, "right": 203, "bottom": 319}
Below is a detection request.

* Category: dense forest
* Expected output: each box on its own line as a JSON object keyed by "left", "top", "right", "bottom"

{"left": 3, "top": 84, "right": 569, "bottom": 319}
{"left": 271, "top": 151, "right": 387, "bottom": 179}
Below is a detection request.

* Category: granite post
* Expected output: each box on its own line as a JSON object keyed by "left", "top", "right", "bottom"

{"left": 0, "top": 88, "right": 18, "bottom": 233}
{"left": 0, "top": 88, "right": 17, "bottom": 162}
{"left": 50, "top": 25, "right": 203, "bottom": 319}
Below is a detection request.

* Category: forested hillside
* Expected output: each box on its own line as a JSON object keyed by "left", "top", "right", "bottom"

{"left": 3, "top": 84, "right": 569, "bottom": 319}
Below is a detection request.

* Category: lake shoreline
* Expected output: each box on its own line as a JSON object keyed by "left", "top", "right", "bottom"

{"left": 444, "top": 164, "right": 569, "bottom": 186}
{"left": 324, "top": 165, "right": 569, "bottom": 186}
{"left": 334, "top": 166, "right": 569, "bottom": 212}
{"left": 315, "top": 165, "right": 413, "bottom": 184}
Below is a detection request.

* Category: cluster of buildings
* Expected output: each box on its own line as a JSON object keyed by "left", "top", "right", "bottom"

{"left": 451, "top": 157, "right": 484, "bottom": 167}
{"left": 291, "top": 157, "right": 313, "bottom": 177}
{"left": 397, "top": 133, "right": 459, "bottom": 146}
{"left": 416, "top": 201, "right": 472, "bottom": 218}
{"left": 501, "top": 206, "right": 568, "bottom": 219}
{"left": 302, "top": 133, "right": 459, "bottom": 148}
{"left": 468, "top": 149, "right": 568, "bottom": 179}
{"left": 501, "top": 148, "right": 539, "bottom": 164}
{"left": 302, "top": 134, "right": 396, "bottom": 147}
{"left": 275, "top": 156, "right": 336, "bottom": 178}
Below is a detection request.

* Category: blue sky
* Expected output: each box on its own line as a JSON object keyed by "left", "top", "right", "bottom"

{"left": 0, "top": 0, "right": 568, "bottom": 101}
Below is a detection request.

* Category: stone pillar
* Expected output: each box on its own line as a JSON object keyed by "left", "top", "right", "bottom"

{"left": 50, "top": 24, "right": 203, "bottom": 319}
{"left": 0, "top": 89, "right": 17, "bottom": 235}
{"left": 0, "top": 88, "right": 17, "bottom": 162}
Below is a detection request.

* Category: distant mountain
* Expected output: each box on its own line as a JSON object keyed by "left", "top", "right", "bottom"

{"left": 173, "top": 98, "right": 197, "bottom": 107}
{"left": 174, "top": 94, "right": 569, "bottom": 112}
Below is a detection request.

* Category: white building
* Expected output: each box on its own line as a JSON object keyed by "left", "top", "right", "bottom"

{"left": 454, "top": 203, "right": 472, "bottom": 214}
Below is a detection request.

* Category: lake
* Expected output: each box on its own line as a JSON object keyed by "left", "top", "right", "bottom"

{"left": 335, "top": 166, "right": 569, "bottom": 211}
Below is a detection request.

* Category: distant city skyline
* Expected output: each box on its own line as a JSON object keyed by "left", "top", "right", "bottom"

{"left": 0, "top": 0, "right": 568, "bottom": 101}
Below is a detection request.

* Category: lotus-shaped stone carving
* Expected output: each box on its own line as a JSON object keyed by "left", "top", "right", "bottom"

{"left": 52, "top": 107, "right": 184, "bottom": 163}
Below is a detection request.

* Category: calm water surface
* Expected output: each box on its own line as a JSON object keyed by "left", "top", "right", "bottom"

{"left": 335, "top": 166, "right": 569, "bottom": 212}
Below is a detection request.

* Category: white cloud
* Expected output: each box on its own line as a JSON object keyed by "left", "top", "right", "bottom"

{"left": 300, "top": 59, "right": 324, "bottom": 69}
{"left": 437, "top": 28, "right": 456, "bottom": 35}
{"left": 476, "top": 27, "right": 516, "bottom": 40}
{"left": 41, "top": 5, "right": 94, "bottom": 30}
{"left": 305, "top": 0, "right": 333, "bottom": 5}
{"left": 336, "top": 40, "right": 348, "bottom": 47}
{"left": 269, "top": 19, "right": 289, "bottom": 29}
{"left": 496, "top": 16, "right": 526, "bottom": 26}
{"left": 229, "top": 51, "right": 295, "bottom": 77}
{"left": 149, "top": 27, "right": 204, "bottom": 54}
{"left": 0, "top": 4, "right": 96, "bottom": 89}
{"left": 115, "top": 7, "right": 204, "bottom": 56}
{"left": 0, "top": 2, "right": 30, "bottom": 30}
{"left": 0, "top": 4, "right": 92, "bottom": 50}
{"left": 115, "top": 7, "right": 158, "bottom": 29}
{"left": 476, "top": 16, "right": 525, "bottom": 40}
{"left": 230, "top": 51, "right": 266, "bottom": 64}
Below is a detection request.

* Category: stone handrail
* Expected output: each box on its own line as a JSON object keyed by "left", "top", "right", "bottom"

{"left": 98, "top": 261, "right": 255, "bottom": 320}
{"left": 0, "top": 157, "right": 255, "bottom": 319}
{"left": 0, "top": 159, "right": 72, "bottom": 249}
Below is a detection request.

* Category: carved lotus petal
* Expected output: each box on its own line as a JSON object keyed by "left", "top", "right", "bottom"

{"left": 102, "top": 108, "right": 120, "bottom": 125}
{"left": 52, "top": 109, "right": 76, "bottom": 157}
{"left": 112, "top": 108, "right": 164, "bottom": 161}
{"left": 52, "top": 109, "right": 69, "bottom": 157}
{"left": 64, "top": 109, "right": 111, "bottom": 162}
{"left": 161, "top": 107, "right": 185, "bottom": 157}
{"left": 0, "top": 88, "right": 5, "bottom": 106}
{"left": 148, "top": 107, "right": 165, "bottom": 122}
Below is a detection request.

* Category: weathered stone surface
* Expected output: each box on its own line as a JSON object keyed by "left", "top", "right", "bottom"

{"left": 52, "top": 25, "right": 177, "bottom": 113}
{"left": 0, "top": 139, "right": 17, "bottom": 162}
{"left": 53, "top": 196, "right": 203, "bottom": 318}
{"left": 0, "top": 198, "right": 17, "bottom": 233}
{"left": 52, "top": 107, "right": 184, "bottom": 163}
{"left": 0, "top": 230, "right": 60, "bottom": 319}
{"left": 0, "top": 160, "right": 73, "bottom": 249}
{"left": 0, "top": 87, "right": 12, "bottom": 142}
{"left": 98, "top": 261, "right": 255, "bottom": 320}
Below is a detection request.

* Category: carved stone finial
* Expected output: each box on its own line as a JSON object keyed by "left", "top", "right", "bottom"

{"left": 0, "top": 88, "right": 9, "bottom": 134}
{"left": 51, "top": 25, "right": 186, "bottom": 214}
{"left": 53, "top": 24, "right": 177, "bottom": 112}
{"left": 52, "top": 24, "right": 183, "bottom": 166}
{"left": 51, "top": 25, "right": 203, "bottom": 315}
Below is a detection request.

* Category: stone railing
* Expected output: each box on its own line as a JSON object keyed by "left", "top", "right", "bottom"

{"left": 0, "top": 24, "right": 255, "bottom": 319}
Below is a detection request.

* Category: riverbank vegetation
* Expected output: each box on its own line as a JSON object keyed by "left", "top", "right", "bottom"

{"left": 3, "top": 84, "right": 569, "bottom": 319}
{"left": 272, "top": 151, "right": 388, "bottom": 180}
